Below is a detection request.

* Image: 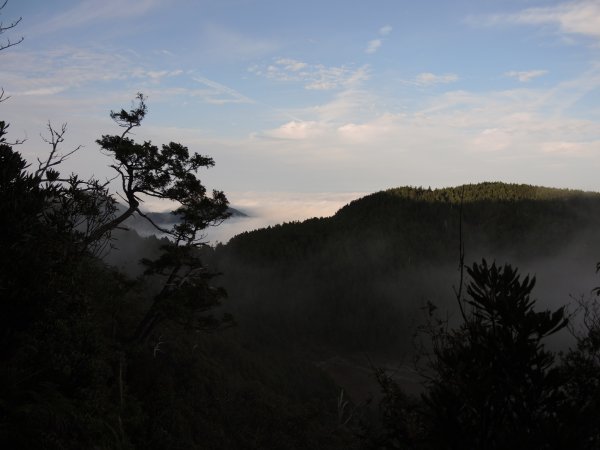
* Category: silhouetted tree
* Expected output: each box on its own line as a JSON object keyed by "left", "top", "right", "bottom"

{"left": 422, "top": 260, "right": 568, "bottom": 449}
{"left": 553, "top": 278, "right": 600, "bottom": 448}
{"left": 0, "top": 93, "right": 233, "bottom": 448}
{"left": 366, "top": 260, "right": 572, "bottom": 449}
{"left": 93, "top": 93, "right": 231, "bottom": 342}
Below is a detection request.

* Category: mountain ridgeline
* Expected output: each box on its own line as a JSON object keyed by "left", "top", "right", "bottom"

{"left": 213, "top": 182, "right": 600, "bottom": 357}
{"left": 226, "top": 182, "right": 600, "bottom": 263}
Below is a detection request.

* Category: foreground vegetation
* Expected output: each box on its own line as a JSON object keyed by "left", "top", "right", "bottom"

{"left": 2, "top": 91, "right": 600, "bottom": 447}
{"left": 0, "top": 102, "right": 355, "bottom": 448}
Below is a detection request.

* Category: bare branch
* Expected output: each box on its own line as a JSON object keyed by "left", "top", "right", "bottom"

{"left": 36, "top": 122, "right": 82, "bottom": 179}
{"left": 0, "top": 0, "right": 24, "bottom": 52}
{"left": 135, "top": 209, "right": 173, "bottom": 235}
{"left": 0, "top": 119, "right": 26, "bottom": 145}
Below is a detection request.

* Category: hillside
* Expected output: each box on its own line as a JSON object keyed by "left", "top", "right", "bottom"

{"left": 214, "top": 182, "right": 600, "bottom": 357}
{"left": 225, "top": 182, "right": 600, "bottom": 263}
{"left": 99, "top": 182, "right": 600, "bottom": 442}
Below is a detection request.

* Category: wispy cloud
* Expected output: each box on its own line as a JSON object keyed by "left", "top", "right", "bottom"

{"left": 249, "top": 59, "right": 369, "bottom": 90}
{"left": 22, "top": 86, "right": 69, "bottom": 96}
{"left": 511, "top": 1, "right": 600, "bottom": 39}
{"left": 365, "top": 25, "right": 392, "bottom": 54}
{"left": 275, "top": 58, "right": 308, "bottom": 72}
{"left": 541, "top": 140, "right": 599, "bottom": 156}
{"left": 402, "top": 72, "right": 459, "bottom": 87}
{"left": 366, "top": 39, "right": 382, "bottom": 54}
{"left": 473, "top": 1, "right": 600, "bottom": 41}
{"left": 202, "top": 190, "right": 366, "bottom": 243}
{"left": 142, "top": 77, "right": 255, "bottom": 105}
{"left": 259, "top": 120, "right": 327, "bottom": 140}
{"left": 1, "top": 47, "right": 144, "bottom": 97}
{"left": 0, "top": 45, "right": 248, "bottom": 109}
{"left": 505, "top": 70, "right": 548, "bottom": 82}
{"left": 199, "top": 23, "right": 280, "bottom": 61}
{"left": 146, "top": 70, "right": 183, "bottom": 81}
{"left": 379, "top": 25, "right": 393, "bottom": 36}
{"left": 33, "top": 0, "right": 165, "bottom": 34}
{"left": 244, "top": 60, "right": 600, "bottom": 191}
{"left": 192, "top": 76, "right": 254, "bottom": 104}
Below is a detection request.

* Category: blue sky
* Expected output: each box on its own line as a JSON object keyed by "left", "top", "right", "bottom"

{"left": 3, "top": 0, "right": 600, "bottom": 238}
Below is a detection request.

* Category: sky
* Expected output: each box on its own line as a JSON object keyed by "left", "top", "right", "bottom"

{"left": 3, "top": 0, "right": 600, "bottom": 241}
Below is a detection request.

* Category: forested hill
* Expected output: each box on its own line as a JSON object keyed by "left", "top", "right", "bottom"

{"left": 222, "top": 182, "right": 600, "bottom": 267}
{"left": 214, "top": 183, "right": 600, "bottom": 356}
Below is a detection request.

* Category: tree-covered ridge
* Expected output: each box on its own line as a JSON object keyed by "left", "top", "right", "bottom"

{"left": 387, "top": 182, "right": 597, "bottom": 203}
{"left": 336, "top": 182, "right": 600, "bottom": 222}
{"left": 212, "top": 183, "right": 600, "bottom": 447}
{"left": 214, "top": 182, "right": 600, "bottom": 358}
{"left": 226, "top": 182, "right": 600, "bottom": 266}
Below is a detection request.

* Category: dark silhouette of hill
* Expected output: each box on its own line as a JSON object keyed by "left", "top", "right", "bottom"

{"left": 213, "top": 182, "right": 600, "bottom": 358}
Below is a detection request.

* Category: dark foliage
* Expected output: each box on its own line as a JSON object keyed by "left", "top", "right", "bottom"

{"left": 214, "top": 184, "right": 600, "bottom": 358}
{"left": 0, "top": 100, "right": 353, "bottom": 448}
{"left": 422, "top": 261, "right": 567, "bottom": 449}
{"left": 368, "top": 260, "right": 600, "bottom": 449}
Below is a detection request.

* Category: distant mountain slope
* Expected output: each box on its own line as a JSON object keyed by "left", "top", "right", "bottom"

{"left": 215, "top": 183, "right": 600, "bottom": 357}
{"left": 225, "top": 182, "right": 600, "bottom": 263}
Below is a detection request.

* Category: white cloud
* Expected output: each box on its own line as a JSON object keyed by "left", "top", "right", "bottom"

{"left": 505, "top": 70, "right": 548, "bottom": 82}
{"left": 241, "top": 60, "right": 600, "bottom": 193}
{"left": 0, "top": 46, "right": 198, "bottom": 107}
{"left": 364, "top": 25, "right": 392, "bottom": 55}
{"left": 250, "top": 59, "right": 369, "bottom": 91}
{"left": 232, "top": 191, "right": 364, "bottom": 221}
{"left": 275, "top": 58, "right": 308, "bottom": 72}
{"left": 1, "top": 47, "right": 144, "bottom": 97}
{"left": 260, "top": 120, "right": 327, "bottom": 140}
{"left": 541, "top": 140, "right": 600, "bottom": 156}
{"left": 379, "top": 25, "right": 393, "bottom": 36}
{"left": 515, "top": 1, "right": 600, "bottom": 39}
{"left": 337, "top": 114, "right": 398, "bottom": 144}
{"left": 15, "top": 62, "right": 600, "bottom": 210}
{"left": 306, "top": 65, "right": 369, "bottom": 90}
{"left": 407, "top": 72, "right": 460, "bottom": 86}
{"left": 307, "top": 84, "right": 374, "bottom": 123}
{"left": 192, "top": 76, "right": 254, "bottom": 104}
{"left": 203, "top": 191, "right": 366, "bottom": 243}
{"left": 33, "top": 0, "right": 165, "bottom": 34}
{"left": 22, "top": 86, "right": 68, "bottom": 96}
{"left": 199, "top": 24, "right": 280, "bottom": 61}
{"left": 471, "top": 128, "right": 513, "bottom": 152}
{"left": 146, "top": 70, "right": 183, "bottom": 80}
{"left": 476, "top": 1, "right": 600, "bottom": 40}
{"left": 366, "top": 39, "right": 382, "bottom": 54}
{"left": 1, "top": 44, "right": 251, "bottom": 106}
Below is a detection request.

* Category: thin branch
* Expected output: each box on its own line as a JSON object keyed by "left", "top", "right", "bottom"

{"left": 36, "top": 122, "right": 81, "bottom": 179}
{"left": 453, "top": 185, "right": 468, "bottom": 324}
{"left": 136, "top": 209, "right": 173, "bottom": 235}
{"left": 85, "top": 202, "right": 139, "bottom": 245}
{"left": 0, "top": 34, "right": 22, "bottom": 51}
{"left": 0, "top": 0, "right": 24, "bottom": 52}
